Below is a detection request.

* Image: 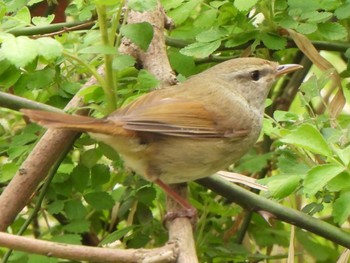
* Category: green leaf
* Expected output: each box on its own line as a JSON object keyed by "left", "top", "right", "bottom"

{"left": 28, "top": 0, "right": 45, "bottom": 5}
{"left": 236, "top": 153, "right": 272, "bottom": 173}
{"left": 81, "top": 148, "right": 102, "bottom": 168}
{"left": 112, "top": 186, "right": 126, "bottom": 201}
{"left": 334, "top": 145, "right": 350, "bottom": 166}
{"left": 332, "top": 191, "right": 350, "bottom": 225}
{"left": 0, "top": 162, "right": 18, "bottom": 182}
{"left": 168, "top": 50, "right": 196, "bottom": 77}
{"left": 64, "top": 199, "right": 87, "bottom": 220}
{"left": 167, "top": 0, "right": 202, "bottom": 25}
{"left": 61, "top": 81, "right": 81, "bottom": 95}
{"left": 28, "top": 254, "right": 58, "bottom": 263}
{"left": 17, "top": 68, "right": 56, "bottom": 91}
{"left": 287, "top": 0, "right": 319, "bottom": 12}
{"left": 1, "top": 36, "right": 38, "bottom": 68}
{"left": 296, "top": 23, "right": 318, "bottom": 34}
{"left": 234, "top": 0, "right": 259, "bottom": 11}
{"left": 302, "top": 202, "right": 324, "bottom": 215}
{"left": 299, "top": 75, "right": 320, "bottom": 102}
{"left": 120, "top": 22, "right": 154, "bottom": 51}
{"left": 78, "top": 44, "right": 116, "bottom": 54}
{"left": 94, "top": 0, "right": 119, "bottom": 5}
{"left": 327, "top": 172, "right": 350, "bottom": 192}
{"left": 10, "top": 132, "right": 37, "bottom": 147}
{"left": 84, "top": 191, "right": 115, "bottom": 210}
{"left": 91, "top": 164, "right": 110, "bottom": 186}
{"left": 296, "top": 230, "right": 334, "bottom": 261}
{"left": 134, "top": 69, "right": 160, "bottom": 90}
{"left": 47, "top": 200, "right": 64, "bottom": 215}
{"left": 112, "top": 54, "right": 136, "bottom": 71}
{"left": 71, "top": 164, "right": 90, "bottom": 193}
{"left": 180, "top": 40, "right": 221, "bottom": 58}
{"left": 36, "top": 37, "right": 63, "bottom": 60}
{"left": 136, "top": 203, "right": 153, "bottom": 224}
{"left": 259, "top": 175, "right": 300, "bottom": 199}
{"left": 98, "top": 142, "right": 120, "bottom": 160}
{"left": 100, "top": 226, "right": 135, "bottom": 245}
{"left": 261, "top": 33, "right": 287, "bottom": 50}
{"left": 50, "top": 234, "right": 82, "bottom": 245}
{"left": 32, "top": 15, "right": 55, "bottom": 26}
{"left": 57, "top": 163, "right": 74, "bottom": 174}
{"left": 277, "top": 151, "right": 309, "bottom": 175}
{"left": 305, "top": 11, "right": 332, "bottom": 23}
{"left": 277, "top": 17, "right": 298, "bottom": 29}
{"left": 128, "top": 0, "right": 157, "bottom": 12}
{"left": 196, "top": 28, "right": 227, "bottom": 42}
{"left": 273, "top": 110, "right": 299, "bottom": 123}
{"left": 63, "top": 220, "right": 90, "bottom": 233}
{"left": 0, "top": 2, "right": 6, "bottom": 21}
{"left": 318, "top": 22, "right": 347, "bottom": 40}
{"left": 15, "top": 6, "right": 31, "bottom": 25}
{"left": 335, "top": 3, "right": 350, "bottom": 19}
{"left": 225, "top": 31, "right": 257, "bottom": 48}
{"left": 193, "top": 9, "right": 217, "bottom": 28}
{"left": 136, "top": 186, "right": 156, "bottom": 206}
{"left": 0, "top": 63, "right": 21, "bottom": 89}
{"left": 303, "top": 164, "right": 344, "bottom": 196}
{"left": 280, "top": 123, "right": 332, "bottom": 156}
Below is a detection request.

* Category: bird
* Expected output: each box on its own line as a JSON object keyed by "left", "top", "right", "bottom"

{"left": 21, "top": 57, "right": 302, "bottom": 215}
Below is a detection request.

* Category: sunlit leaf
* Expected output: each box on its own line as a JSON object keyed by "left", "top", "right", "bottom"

{"left": 120, "top": 22, "right": 154, "bottom": 51}
{"left": 333, "top": 192, "right": 350, "bottom": 225}
{"left": 280, "top": 124, "right": 332, "bottom": 156}
{"left": 180, "top": 40, "right": 221, "bottom": 58}
{"left": 1, "top": 36, "right": 37, "bottom": 68}
{"left": 303, "top": 164, "right": 344, "bottom": 196}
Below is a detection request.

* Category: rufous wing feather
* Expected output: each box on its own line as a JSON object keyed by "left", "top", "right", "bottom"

{"left": 110, "top": 98, "right": 250, "bottom": 138}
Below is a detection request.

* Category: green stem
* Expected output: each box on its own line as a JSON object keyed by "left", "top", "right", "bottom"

{"left": 96, "top": 5, "right": 117, "bottom": 113}
{"left": 165, "top": 37, "right": 350, "bottom": 53}
{"left": 198, "top": 176, "right": 350, "bottom": 248}
{"left": 62, "top": 50, "right": 107, "bottom": 93}
{"left": 0, "top": 92, "right": 63, "bottom": 112}
{"left": 9, "top": 21, "right": 94, "bottom": 36}
{"left": 108, "top": 0, "right": 126, "bottom": 46}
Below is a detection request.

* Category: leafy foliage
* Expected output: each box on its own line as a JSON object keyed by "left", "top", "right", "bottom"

{"left": 0, "top": 0, "right": 350, "bottom": 262}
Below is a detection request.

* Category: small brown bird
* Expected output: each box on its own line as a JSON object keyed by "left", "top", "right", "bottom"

{"left": 21, "top": 58, "right": 302, "bottom": 213}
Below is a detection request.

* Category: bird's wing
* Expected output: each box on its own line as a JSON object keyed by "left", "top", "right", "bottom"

{"left": 109, "top": 92, "right": 250, "bottom": 138}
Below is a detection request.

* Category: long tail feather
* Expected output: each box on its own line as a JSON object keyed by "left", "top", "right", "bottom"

{"left": 20, "top": 109, "right": 131, "bottom": 136}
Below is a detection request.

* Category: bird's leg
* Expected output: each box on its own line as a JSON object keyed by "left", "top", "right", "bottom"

{"left": 154, "top": 179, "right": 197, "bottom": 221}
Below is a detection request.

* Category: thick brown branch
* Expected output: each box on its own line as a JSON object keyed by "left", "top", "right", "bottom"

{"left": 119, "top": 3, "right": 176, "bottom": 87}
{"left": 0, "top": 232, "right": 178, "bottom": 263}
{"left": 0, "top": 68, "right": 104, "bottom": 231}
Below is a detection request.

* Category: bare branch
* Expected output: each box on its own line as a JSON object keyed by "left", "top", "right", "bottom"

{"left": 0, "top": 232, "right": 178, "bottom": 263}
{"left": 0, "top": 68, "right": 104, "bottom": 231}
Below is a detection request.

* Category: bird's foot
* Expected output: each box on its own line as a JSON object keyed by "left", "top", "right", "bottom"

{"left": 164, "top": 207, "right": 198, "bottom": 227}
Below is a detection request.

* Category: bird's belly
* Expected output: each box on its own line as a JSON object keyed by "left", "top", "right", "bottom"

{"left": 146, "top": 136, "right": 257, "bottom": 184}
{"left": 89, "top": 133, "right": 258, "bottom": 184}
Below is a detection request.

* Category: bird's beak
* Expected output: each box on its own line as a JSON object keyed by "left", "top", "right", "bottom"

{"left": 275, "top": 64, "right": 303, "bottom": 77}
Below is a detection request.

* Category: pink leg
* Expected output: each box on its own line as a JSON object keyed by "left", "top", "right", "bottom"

{"left": 155, "top": 179, "right": 197, "bottom": 220}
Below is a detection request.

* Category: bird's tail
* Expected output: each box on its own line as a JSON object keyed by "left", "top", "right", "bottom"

{"left": 20, "top": 109, "right": 131, "bottom": 136}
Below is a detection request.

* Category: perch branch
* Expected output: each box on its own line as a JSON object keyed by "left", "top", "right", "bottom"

{"left": 119, "top": 1, "right": 197, "bottom": 262}
{"left": 0, "top": 232, "right": 178, "bottom": 263}
{"left": 198, "top": 176, "right": 350, "bottom": 249}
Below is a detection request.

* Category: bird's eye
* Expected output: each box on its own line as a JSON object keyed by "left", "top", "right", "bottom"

{"left": 250, "top": 70, "right": 260, "bottom": 81}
